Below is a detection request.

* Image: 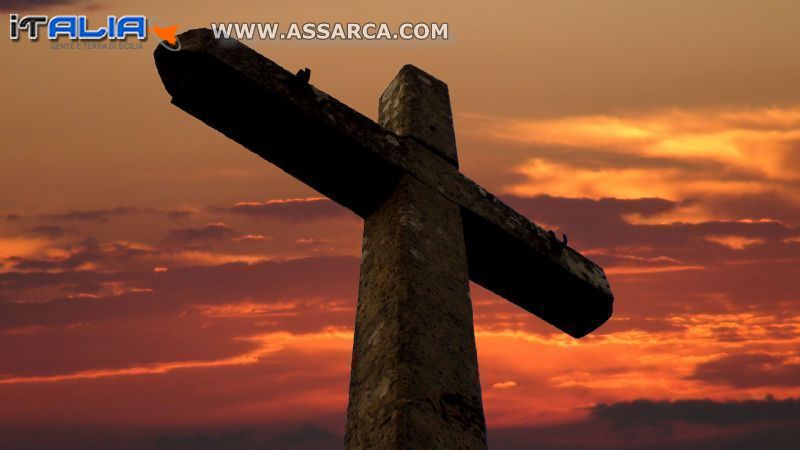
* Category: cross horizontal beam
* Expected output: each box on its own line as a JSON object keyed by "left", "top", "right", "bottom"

{"left": 155, "top": 29, "right": 613, "bottom": 338}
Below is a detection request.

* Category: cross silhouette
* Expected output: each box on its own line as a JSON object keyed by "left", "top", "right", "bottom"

{"left": 155, "top": 29, "right": 613, "bottom": 450}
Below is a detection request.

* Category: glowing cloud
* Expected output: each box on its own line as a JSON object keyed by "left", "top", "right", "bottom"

{"left": 463, "top": 105, "right": 800, "bottom": 210}
{"left": 705, "top": 235, "right": 766, "bottom": 250}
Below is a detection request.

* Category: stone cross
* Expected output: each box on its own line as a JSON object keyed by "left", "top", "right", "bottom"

{"left": 155, "top": 29, "right": 613, "bottom": 450}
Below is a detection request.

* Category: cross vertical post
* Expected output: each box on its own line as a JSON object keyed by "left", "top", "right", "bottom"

{"left": 345, "top": 66, "right": 487, "bottom": 449}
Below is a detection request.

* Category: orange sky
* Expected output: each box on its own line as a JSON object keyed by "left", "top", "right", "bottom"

{"left": 2, "top": 1, "right": 800, "bottom": 449}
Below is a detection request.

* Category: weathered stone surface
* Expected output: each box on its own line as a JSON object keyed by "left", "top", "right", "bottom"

{"left": 154, "top": 28, "right": 613, "bottom": 339}
{"left": 379, "top": 65, "right": 459, "bottom": 166}
{"left": 343, "top": 66, "right": 485, "bottom": 449}
{"left": 346, "top": 175, "right": 485, "bottom": 449}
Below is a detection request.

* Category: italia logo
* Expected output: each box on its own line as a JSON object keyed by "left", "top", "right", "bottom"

{"left": 9, "top": 14, "right": 147, "bottom": 40}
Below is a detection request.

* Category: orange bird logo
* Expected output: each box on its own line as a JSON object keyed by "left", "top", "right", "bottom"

{"left": 152, "top": 24, "right": 178, "bottom": 44}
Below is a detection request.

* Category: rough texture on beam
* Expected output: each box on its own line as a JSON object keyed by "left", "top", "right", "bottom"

{"left": 154, "top": 29, "right": 613, "bottom": 338}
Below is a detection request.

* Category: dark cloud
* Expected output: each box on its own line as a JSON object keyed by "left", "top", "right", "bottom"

{"left": 491, "top": 397, "right": 800, "bottom": 450}
{"left": 0, "top": 255, "right": 360, "bottom": 377}
{"left": 226, "top": 198, "right": 355, "bottom": 223}
{"left": 43, "top": 207, "right": 140, "bottom": 222}
{"left": 701, "top": 193, "right": 800, "bottom": 226}
{"left": 589, "top": 397, "right": 800, "bottom": 427}
{"left": 606, "top": 255, "right": 800, "bottom": 319}
{"left": 269, "top": 424, "right": 340, "bottom": 449}
{"left": 506, "top": 194, "right": 797, "bottom": 241}
{"left": 163, "top": 223, "right": 239, "bottom": 246}
{"left": 158, "top": 425, "right": 339, "bottom": 450}
{"left": 43, "top": 207, "right": 192, "bottom": 223}
{"left": 506, "top": 194, "right": 676, "bottom": 223}
{"left": 690, "top": 353, "right": 800, "bottom": 388}
{"left": 0, "top": 424, "right": 341, "bottom": 450}
{"left": 24, "top": 225, "right": 66, "bottom": 238}
{"left": 503, "top": 194, "right": 800, "bottom": 263}
{"left": 155, "top": 429, "right": 254, "bottom": 449}
{"left": 0, "top": 255, "right": 360, "bottom": 330}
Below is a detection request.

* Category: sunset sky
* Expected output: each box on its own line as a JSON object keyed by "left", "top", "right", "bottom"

{"left": 2, "top": 0, "right": 800, "bottom": 448}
